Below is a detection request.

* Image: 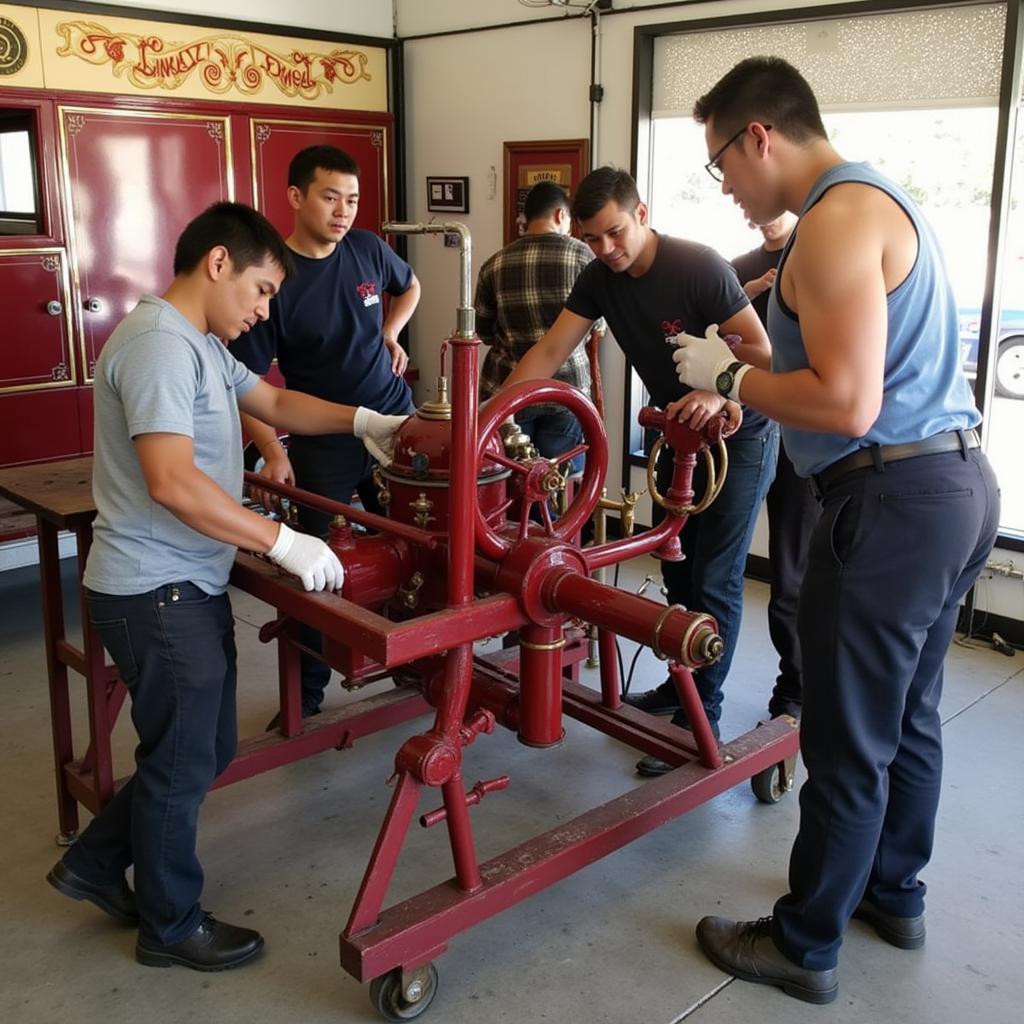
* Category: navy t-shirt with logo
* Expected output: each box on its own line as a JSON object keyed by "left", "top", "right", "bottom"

{"left": 230, "top": 229, "right": 414, "bottom": 450}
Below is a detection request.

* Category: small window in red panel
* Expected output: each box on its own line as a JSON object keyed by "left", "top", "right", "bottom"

{"left": 0, "top": 109, "right": 41, "bottom": 236}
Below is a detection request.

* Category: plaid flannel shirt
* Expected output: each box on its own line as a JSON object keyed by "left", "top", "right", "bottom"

{"left": 474, "top": 232, "right": 596, "bottom": 407}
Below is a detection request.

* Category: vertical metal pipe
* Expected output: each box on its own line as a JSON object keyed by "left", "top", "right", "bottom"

{"left": 448, "top": 335, "right": 477, "bottom": 609}
{"left": 39, "top": 519, "right": 79, "bottom": 838}
{"left": 441, "top": 772, "right": 483, "bottom": 893}
{"left": 518, "top": 625, "right": 565, "bottom": 747}
{"left": 598, "top": 628, "right": 621, "bottom": 709}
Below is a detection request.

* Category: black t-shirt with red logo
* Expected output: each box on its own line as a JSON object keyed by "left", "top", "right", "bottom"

{"left": 230, "top": 229, "right": 414, "bottom": 443}
{"left": 566, "top": 233, "right": 770, "bottom": 438}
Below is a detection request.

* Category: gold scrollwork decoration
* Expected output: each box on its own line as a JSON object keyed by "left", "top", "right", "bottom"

{"left": 56, "top": 20, "right": 373, "bottom": 101}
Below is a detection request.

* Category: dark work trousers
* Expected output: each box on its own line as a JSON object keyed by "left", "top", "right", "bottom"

{"left": 287, "top": 434, "right": 387, "bottom": 709}
{"left": 772, "top": 447, "right": 999, "bottom": 971}
{"left": 654, "top": 426, "right": 778, "bottom": 728}
{"left": 516, "top": 407, "right": 586, "bottom": 476}
{"left": 764, "top": 438, "right": 821, "bottom": 717}
{"left": 63, "top": 584, "right": 238, "bottom": 947}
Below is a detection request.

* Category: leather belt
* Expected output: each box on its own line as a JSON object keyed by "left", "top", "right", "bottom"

{"left": 812, "top": 429, "right": 980, "bottom": 496}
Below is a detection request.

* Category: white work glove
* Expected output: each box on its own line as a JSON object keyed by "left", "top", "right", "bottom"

{"left": 266, "top": 522, "right": 345, "bottom": 593}
{"left": 671, "top": 323, "right": 752, "bottom": 400}
{"left": 353, "top": 406, "right": 408, "bottom": 466}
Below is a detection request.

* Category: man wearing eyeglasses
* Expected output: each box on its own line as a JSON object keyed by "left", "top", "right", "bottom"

{"left": 673, "top": 56, "right": 998, "bottom": 1004}
{"left": 498, "top": 165, "right": 777, "bottom": 773}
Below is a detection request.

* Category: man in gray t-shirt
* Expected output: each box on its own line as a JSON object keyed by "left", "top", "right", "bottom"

{"left": 46, "top": 202, "right": 408, "bottom": 973}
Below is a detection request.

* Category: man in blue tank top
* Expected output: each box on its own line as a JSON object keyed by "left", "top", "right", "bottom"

{"left": 230, "top": 145, "right": 419, "bottom": 725}
{"left": 673, "top": 57, "right": 999, "bottom": 1004}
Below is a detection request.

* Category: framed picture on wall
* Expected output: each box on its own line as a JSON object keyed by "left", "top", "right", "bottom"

{"left": 502, "top": 138, "right": 590, "bottom": 244}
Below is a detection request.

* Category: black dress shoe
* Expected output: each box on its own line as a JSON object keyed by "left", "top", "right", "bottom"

{"left": 46, "top": 859, "right": 138, "bottom": 925}
{"left": 265, "top": 703, "right": 321, "bottom": 732}
{"left": 622, "top": 685, "right": 681, "bottom": 716}
{"left": 136, "top": 912, "right": 264, "bottom": 971}
{"left": 696, "top": 915, "right": 839, "bottom": 1005}
{"left": 852, "top": 899, "right": 926, "bottom": 949}
{"left": 636, "top": 755, "right": 674, "bottom": 777}
{"left": 635, "top": 716, "right": 721, "bottom": 776}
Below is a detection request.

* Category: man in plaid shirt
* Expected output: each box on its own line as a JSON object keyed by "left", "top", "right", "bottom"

{"left": 475, "top": 181, "right": 596, "bottom": 471}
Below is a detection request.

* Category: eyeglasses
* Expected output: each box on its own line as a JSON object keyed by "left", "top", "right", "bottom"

{"left": 704, "top": 124, "right": 772, "bottom": 183}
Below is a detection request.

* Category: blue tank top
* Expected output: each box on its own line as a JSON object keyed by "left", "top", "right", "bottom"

{"left": 767, "top": 161, "right": 980, "bottom": 477}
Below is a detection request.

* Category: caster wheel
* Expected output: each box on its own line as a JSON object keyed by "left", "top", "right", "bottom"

{"left": 751, "top": 762, "right": 792, "bottom": 804}
{"left": 369, "top": 963, "right": 439, "bottom": 1022}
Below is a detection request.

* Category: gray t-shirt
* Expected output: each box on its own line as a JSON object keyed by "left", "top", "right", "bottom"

{"left": 84, "top": 295, "right": 258, "bottom": 596}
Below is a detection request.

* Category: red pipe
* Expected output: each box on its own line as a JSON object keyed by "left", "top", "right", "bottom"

{"left": 448, "top": 336, "right": 478, "bottom": 608}
{"left": 545, "top": 571, "right": 722, "bottom": 668}
{"left": 517, "top": 625, "right": 566, "bottom": 747}
{"left": 583, "top": 513, "right": 684, "bottom": 572}
{"left": 598, "top": 628, "right": 621, "bottom": 709}
{"left": 243, "top": 472, "right": 439, "bottom": 551}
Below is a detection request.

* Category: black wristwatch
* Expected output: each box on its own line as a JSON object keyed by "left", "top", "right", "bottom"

{"left": 715, "top": 361, "right": 746, "bottom": 398}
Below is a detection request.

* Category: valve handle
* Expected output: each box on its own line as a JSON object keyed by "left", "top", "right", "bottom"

{"left": 639, "top": 407, "right": 730, "bottom": 517}
{"left": 475, "top": 380, "right": 608, "bottom": 560}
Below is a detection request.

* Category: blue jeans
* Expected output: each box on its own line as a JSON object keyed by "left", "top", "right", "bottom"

{"left": 772, "top": 448, "right": 999, "bottom": 971}
{"left": 63, "top": 583, "right": 238, "bottom": 946}
{"left": 654, "top": 427, "right": 779, "bottom": 726}
{"left": 516, "top": 408, "right": 585, "bottom": 476}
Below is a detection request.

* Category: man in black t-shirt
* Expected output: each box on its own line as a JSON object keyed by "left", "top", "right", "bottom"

{"left": 500, "top": 167, "right": 778, "bottom": 774}
{"left": 230, "top": 146, "right": 419, "bottom": 724}
{"left": 731, "top": 214, "right": 818, "bottom": 722}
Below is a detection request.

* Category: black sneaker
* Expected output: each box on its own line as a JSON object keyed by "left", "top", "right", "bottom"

{"left": 622, "top": 684, "right": 681, "bottom": 716}
{"left": 265, "top": 703, "right": 321, "bottom": 733}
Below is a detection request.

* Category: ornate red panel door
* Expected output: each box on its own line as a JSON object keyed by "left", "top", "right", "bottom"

{"left": 249, "top": 117, "right": 392, "bottom": 237}
{"left": 0, "top": 247, "right": 81, "bottom": 464}
{"left": 58, "top": 105, "right": 233, "bottom": 381}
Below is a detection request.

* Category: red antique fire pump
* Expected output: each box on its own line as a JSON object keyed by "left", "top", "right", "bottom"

{"left": 231, "top": 223, "right": 799, "bottom": 1021}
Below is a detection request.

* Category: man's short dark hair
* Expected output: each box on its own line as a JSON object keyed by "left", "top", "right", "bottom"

{"left": 693, "top": 56, "right": 826, "bottom": 145}
{"left": 571, "top": 167, "right": 641, "bottom": 222}
{"left": 524, "top": 181, "right": 570, "bottom": 223}
{"left": 288, "top": 144, "right": 361, "bottom": 192}
{"left": 173, "top": 202, "right": 294, "bottom": 279}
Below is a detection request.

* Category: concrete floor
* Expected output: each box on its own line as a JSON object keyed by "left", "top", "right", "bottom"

{"left": 1, "top": 554, "right": 1021, "bottom": 1024}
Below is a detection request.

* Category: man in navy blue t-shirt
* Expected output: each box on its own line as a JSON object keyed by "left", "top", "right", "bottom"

{"left": 230, "top": 145, "right": 420, "bottom": 723}
{"left": 500, "top": 166, "right": 778, "bottom": 773}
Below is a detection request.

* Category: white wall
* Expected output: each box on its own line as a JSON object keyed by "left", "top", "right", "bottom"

{"left": 101, "top": 0, "right": 396, "bottom": 38}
